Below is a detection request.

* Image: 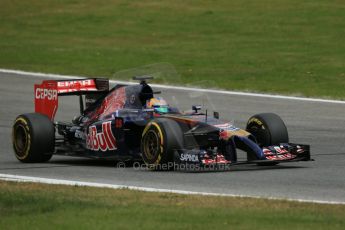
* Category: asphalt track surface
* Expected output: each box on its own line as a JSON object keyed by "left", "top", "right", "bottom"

{"left": 1, "top": 71, "right": 345, "bottom": 203}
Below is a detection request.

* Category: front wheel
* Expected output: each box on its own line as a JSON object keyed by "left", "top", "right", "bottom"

{"left": 141, "top": 118, "right": 183, "bottom": 170}
{"left": 246, "top": 113, "right": 289, "bottom": 166}
{"left": 12, "top": 113, "right": 55, "bottom": 163}
{"left": 246, "top": 113, "right": 289, "bottom": 147}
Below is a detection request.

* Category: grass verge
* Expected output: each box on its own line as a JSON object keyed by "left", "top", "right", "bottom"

{"left": 0, "top": 0, "right": 344, "bottom": 98}
{"left": 0, "top": 181, "right": 345, "bottom": 229}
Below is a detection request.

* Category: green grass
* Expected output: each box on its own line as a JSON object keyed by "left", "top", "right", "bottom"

{"left": 0, "top": 0, "right": 344, "bottom": 98}
{"left": 0, "top": 181, "right": 345, "bottom": 229}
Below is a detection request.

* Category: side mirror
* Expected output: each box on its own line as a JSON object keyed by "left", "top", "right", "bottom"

{"left": 192, "top": 105, "right": 202, "bottom": 113}
{"left": 213, "top": 111, "right": 219, "bottom": 119}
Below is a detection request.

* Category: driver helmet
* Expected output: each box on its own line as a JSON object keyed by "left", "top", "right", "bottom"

{"left": 146, "top": 97, "right": 169, "bottom": 113}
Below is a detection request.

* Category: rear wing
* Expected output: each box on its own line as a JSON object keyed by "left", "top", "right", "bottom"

{"left": 34, "top": 78, "right": 109, "bottom": 120}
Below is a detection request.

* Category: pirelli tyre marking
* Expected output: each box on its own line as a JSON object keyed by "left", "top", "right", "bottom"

{"left": 248, "top": 117, "right": 264, "bottom": 128}
{"left": 12, "top": 117, "right": 31, "bottom": 160}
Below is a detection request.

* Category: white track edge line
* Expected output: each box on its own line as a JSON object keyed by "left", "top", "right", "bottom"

{"left": 1, "top": 68, "right": 345, "bottom": 104}
{"left": 0, "top": 174, "right": 344, "bottom": 205}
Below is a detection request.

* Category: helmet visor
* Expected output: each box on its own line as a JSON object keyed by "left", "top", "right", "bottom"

{"left": 154, "top": 105, "right": 169, "bottom": 113}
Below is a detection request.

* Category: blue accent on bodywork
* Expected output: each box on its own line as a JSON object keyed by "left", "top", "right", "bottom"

{"left": 235, "top": 136, "right": 266, "bottom": 160}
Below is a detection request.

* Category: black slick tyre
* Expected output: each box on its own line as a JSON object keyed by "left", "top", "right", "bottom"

{"left": 12, "top": 113, "right": 55, "bottom": 163}
{"left": 246, "top": 113, "right": 289, "bottom": 147}
{"left": 246, "top": 113, "right": 289, "bottom": 166}
{"left": 141, "top": 118, "right": 183, "bottom": 171}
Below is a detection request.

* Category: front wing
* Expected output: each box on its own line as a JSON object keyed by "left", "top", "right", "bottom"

{"left": 173, "top": 143, "right": 311, "bottom": 167}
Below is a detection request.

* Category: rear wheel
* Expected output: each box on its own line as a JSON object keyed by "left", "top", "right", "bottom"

{"left": 12, "top": 113, "right": 55, "bottom": 163}
{"left": 141, "top": 118, "right": 183, "bottom": 170}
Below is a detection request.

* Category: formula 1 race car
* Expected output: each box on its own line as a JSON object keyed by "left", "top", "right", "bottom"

{"left": 12, "top": 76, "right": 311, "bottom": 170}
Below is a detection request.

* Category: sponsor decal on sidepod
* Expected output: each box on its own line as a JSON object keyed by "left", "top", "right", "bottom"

{"left": 86, "top": 121, "right": 117, "bottom": 151}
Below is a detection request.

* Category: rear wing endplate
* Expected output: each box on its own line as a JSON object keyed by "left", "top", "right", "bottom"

{"left": 34, "top": 78, "right": 109, "bottom": 120}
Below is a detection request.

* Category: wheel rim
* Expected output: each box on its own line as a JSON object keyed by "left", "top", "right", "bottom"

{"left": 143, "top": 130, "right": 161, "bottom": 161}
{"left": 14, "top": 124, "right": 29, "bottom": 157}
{"left": 247, "top": 123, "right": 270, "bottom": 147}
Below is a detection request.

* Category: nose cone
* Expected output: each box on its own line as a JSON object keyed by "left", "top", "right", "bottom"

{"left": 219, "top": 129, "right": 251, "bottom": 140}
